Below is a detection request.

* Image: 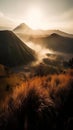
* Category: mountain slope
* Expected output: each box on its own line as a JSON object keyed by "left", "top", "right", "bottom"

{"left": 0, "top": 30, "right": 36, "bottom": 67}
{"left": 13, "top": 23, "right": 32, "bottom": 33}
{"left": 13, "top": 23, "right": 33, "bottom": 42}
{"left": 43, "top": 30, "right": 73, "bottom": 38}
{"left": 14, "top": 23, "right": 73, "bottom": 38}
{"left": 31, "top": 33, "right": 73, "bottom": 54}
{"left": 13, "top": 23, "right": 73, "bottom": 54}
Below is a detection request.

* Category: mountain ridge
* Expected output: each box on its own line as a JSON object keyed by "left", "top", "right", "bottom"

{"left": 0, "top": 30, "right": 36, "bottom": 67}
{"left": 13, "top": 23, "right": 73, "bottom": 38}
{"left": 13, "top": 23, "right": 32, "bottom": 33}
{"left": 30, "top": 33, "right": 73, "bottom": 54}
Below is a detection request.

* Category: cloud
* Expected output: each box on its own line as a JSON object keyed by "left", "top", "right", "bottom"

{"left": 57, "top": 8, "right": 73, "bottom": 33}
{"left": 0, "top": 11, "right": 4, "bottom": 17}
{"left": 0, "top": 11, "right": 16, "bottom": 29}
{"left": 44, "top": 8, "right": 73, "bottom": 33}
{"left": 61, "top": 8, "right": 73, "bottom": 21}
{"left": 27, "top": 41, "right": 53, "bottom": 65}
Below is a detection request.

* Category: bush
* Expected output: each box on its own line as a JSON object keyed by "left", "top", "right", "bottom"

{"left": 0, "top": 70, "right": 73, "bottom": 130}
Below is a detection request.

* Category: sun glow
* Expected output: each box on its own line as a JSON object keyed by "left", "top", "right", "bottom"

{"left": 25, "top": 7, "right": 42, "bottom": 29}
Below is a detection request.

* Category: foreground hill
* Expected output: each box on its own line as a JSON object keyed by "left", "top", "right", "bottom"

{"left": 0, "top": 30, "right": 36, "bottom": 67}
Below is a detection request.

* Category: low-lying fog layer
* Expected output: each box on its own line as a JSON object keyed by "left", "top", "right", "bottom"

{"left": 26, "top": 41, "right": 73, "bottom": 64}
{"left": 27, "top": 41, "right": 54, "bottom": 63}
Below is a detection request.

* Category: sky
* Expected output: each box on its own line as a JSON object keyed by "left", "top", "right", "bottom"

{"left": 0, "top": 0, "right": 73, "bottom": 33}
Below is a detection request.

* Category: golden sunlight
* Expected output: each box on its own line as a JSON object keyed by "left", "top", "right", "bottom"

{"left": 26, "top": 7, "right": 42, "bottom": 29}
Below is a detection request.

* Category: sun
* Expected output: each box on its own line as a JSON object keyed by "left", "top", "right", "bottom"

{"left": 26, "top": 7, "right": 42, "bottom": 29}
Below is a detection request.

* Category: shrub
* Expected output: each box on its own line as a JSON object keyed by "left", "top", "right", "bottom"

{"left": 0, "top": 70, "right": 73, "bottom": 130}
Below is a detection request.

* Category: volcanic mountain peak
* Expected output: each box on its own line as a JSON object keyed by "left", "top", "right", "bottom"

{"left": 0, "top": 30, "right": 36, "bottom": 67}
{"left": 13, "top": 23, "right": 32, "bottom": 32}
{"left": 47, "top": 30, "right": 73, "bottom": 38}
{"left": 14, "top": 23, "right": 73, "bottom": 38}
{"left": 49, "top": 33, "right": 60, "bottom": 38}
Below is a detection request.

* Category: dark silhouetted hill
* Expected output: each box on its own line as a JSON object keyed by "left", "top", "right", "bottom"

{"left": 31, "top": 33, "right": 73, "bottom": 54}
{"left": 14, "top": 23, "right": 73, "bottom": 38}
{"left": 0, "top": 30, "right": 36, "bottom": 67}
{"left": 13, "top": 23, "right": 73, "bottom": 54}
{"left": 44, "top": 30, "right": 73, "bottom": 38}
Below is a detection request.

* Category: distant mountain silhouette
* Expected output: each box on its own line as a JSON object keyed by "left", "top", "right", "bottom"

{"left": 31, "top": 33, "right": 73, "bottom": 54}
{"left": 0, "top": 30, "right": 36, "bottom": 67}
{"left": 13, "top": 23, "right": 32, "bottom": 33}
{"left": 43, "top": 30, "right": 73, "bottom": 38}
{"left": 13, "top": 23, "right": 33, "bottom": 42}
{"left": 13, "top": 23, "right": 73, "bottom": 54}
{"left": 14, "top": 23, "right": 73, "bottom": 38}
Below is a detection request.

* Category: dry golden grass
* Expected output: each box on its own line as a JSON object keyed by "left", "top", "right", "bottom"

{"left": 0, "top": 69, "right": 73, "bottom": 130}
{"left": 0, "top": 73, "right": 25, "bottom": 103}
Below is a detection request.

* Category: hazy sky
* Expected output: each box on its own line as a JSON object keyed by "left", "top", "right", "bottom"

{"left": 0, "top": 0, "right": 73, "bottom": 33}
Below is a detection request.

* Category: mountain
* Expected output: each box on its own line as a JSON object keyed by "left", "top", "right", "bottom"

{"left": 14, "top": 23, "right": 73, "bottom": 38}
{"left": 13, "top": 23, "right": 73, "bottom": 54}
{"left": 31, "top": 33, "right": 73, "bottom": 54}
{"left": 13, "top": 23, "right": 73, "bottom": 44}
{"left": 42, "top": 30, "right": 73, "bottom": 38}
{"left": 13, "top": 23, "right": 32, "bottom": 33}
{"left": 13, "top": 23, "right": 43, "bottom": 35}
{"left": 54, "top": 30, "right": 73, "bottom": 38}
{"left": 13, "top": 23, "right": 45, "bottom": 42}
{"left": 0, "top": 30, "right": 36, "bottom": 67}
{"left": 13, "top": 23, "right": 33, "bottom": 42}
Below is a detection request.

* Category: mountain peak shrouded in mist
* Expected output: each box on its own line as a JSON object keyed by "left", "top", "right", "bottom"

{"left": 13, "top": 23, "right": 32, "bottom": 33}
{"left": 0, "top": 30, "right": 36, "bottom": 67}
{"left": 50, "top": 30, "right": 73, "bottom": 38}
{"left": 29, "top": 32, "right": 73, "bottom": 54}
{"left": 13, "top": 23, "right": 73, "bottom": 38}
{"left": 13, "top": 23, "right": 73, "bottom": 54}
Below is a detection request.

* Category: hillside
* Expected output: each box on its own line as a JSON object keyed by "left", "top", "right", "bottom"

{"left": 43, "top": 29, "right": 73, "bottom": 38}
{"left": 0, "top": 69, "right": 73, "bottom": 130}
{"left": 13, "top": 23, "right": 73, "bottom": 54}
{"left": 13, "top": 23, "right": 32, "bottom": 33}
{"left": 14, "top": 23, "right": 73, "bottom": 38}
{"left": 0, "top": 30, "right": 36, "bottom": 67}
{"left": 31, "top": 33, "right": 73, "bottom": 54}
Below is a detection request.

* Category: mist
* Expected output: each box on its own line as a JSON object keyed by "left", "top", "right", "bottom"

{"left": 27, "top": 41, "right": 54, "bottom": 64}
